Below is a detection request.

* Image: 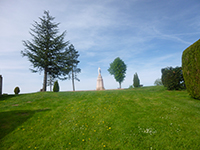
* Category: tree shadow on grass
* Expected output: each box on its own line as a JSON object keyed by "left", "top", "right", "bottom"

{"left": 0, "top": 93, "right": 35, "bottom": 101}
{"left": 0, "top": 95, "right": 16, "bottom": 101}
{"left": 0, "top": 108, "right": 51, "bottom": 140}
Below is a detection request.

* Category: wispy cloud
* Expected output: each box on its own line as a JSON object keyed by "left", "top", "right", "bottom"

{"left": 1, "top": 0, "right": 200, "bottom": 93}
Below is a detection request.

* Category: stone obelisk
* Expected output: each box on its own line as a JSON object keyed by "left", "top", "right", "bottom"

{"left": 96, "top": 67, "right": 105, "bottom": 90}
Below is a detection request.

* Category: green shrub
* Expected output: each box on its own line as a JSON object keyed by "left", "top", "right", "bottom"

{"left": 182, "top": 39, "right": 200, "bottom": 99}
{"left": 129, "top": 85, "right": 134, "bottom": 89}
{"left": 14, "top": 87, "right": 20, "bottom": 95}
{"left": 53, "top": 81, "right": 59, "bottom": 92}
{"left": 161, "top": 67, "right": 185, "bottom": 90}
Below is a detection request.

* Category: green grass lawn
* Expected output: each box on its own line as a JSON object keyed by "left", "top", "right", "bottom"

{"left": 0, "top": 86, "right": 200, "bottom": 150}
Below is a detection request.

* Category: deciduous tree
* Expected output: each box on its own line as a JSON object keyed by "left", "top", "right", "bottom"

{"left": 108, "top": 57, "right": 127, "bottom": 88}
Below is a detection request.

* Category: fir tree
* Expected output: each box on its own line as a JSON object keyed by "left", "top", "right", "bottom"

{"left": 21, "top": 11, "right": 68, "bottom": 91}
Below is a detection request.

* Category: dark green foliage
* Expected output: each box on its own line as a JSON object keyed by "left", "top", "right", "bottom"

{"left": 133, "top": 73, "right": 140, "bottom": 88}
{"left": 182, "top": 39, "right": 200, "bottom": 99}
{"left": 108, "top": 57, "right": 127, "bottom": 88}
{"left": 14, "top": 87, "right": 20, "bottom": 95}
{"left": 161, "top": 67, "right": 185, "bottom": 90}
{"left": 154, "top": 78, "right": 163, "bottom": 86}
{"left": 53, "top": 81, "right": 59, "bottom": 92}
{"left": 21, "top": 11, "right": 68, "bottom": 91}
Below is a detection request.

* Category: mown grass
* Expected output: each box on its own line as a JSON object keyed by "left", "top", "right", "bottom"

{"left": 0, "top": 86, "right": 200, "bottom": 149}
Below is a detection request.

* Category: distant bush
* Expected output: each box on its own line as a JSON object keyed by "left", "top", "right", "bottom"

{"left": 182, "top": 39, "right": 200, "bottom": 99}
{"left": 129, "top": 85, "right": 134, "bottom": 89}
{"left": 154, "top": 78, "right": 163, "bottom": 86}
{"left": 14, "top": 87, "right": 20, "bottom": 95}
{"left": 161, "top": 67, "right": 185, "bottom": 90}
{"left": 53, "top": 81, "right": 59, "bottom": 92}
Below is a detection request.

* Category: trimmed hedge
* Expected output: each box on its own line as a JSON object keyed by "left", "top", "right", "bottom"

{"left": 161, "top": 67, "right": 185, "bottom": 90}
{"left": 53, "top": 81, "right": 59, "bottom": 92}
{"left": 14, "top": 87, "right": 20, "bottom": 95}
{"left": 182, "top": 39, "right": 200, "bottom": 99}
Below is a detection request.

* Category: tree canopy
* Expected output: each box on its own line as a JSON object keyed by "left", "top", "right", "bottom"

{"left": 21, "top": 11, "right": 68, "bottom": 91}
{"left": 108, "top": 57, "right": 127, "bottom": 88}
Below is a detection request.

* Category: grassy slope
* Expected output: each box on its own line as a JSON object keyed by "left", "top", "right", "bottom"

{"left": 0, "top": 86, "right": 200, "bottom": 150}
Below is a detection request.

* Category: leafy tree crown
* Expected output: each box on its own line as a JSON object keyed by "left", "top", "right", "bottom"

{"left": 108, "top": 57, "right": 127, "bottom": 84}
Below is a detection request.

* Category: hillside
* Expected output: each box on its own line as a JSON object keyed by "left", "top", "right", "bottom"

{"left": 0, "top": 86, "right": 200, "bottom": 149}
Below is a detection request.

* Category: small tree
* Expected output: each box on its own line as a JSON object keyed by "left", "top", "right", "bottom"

{"left": 108, "top": 57, "right": 127, "bottom": 88}
{"left": 154, "top": 78, "right": 163, "bottom": 86}
{"left": 14, "top": 87, "right": 20, "bottom": 95}
{"left": 133, "top": 73, "right": 140, "bottom": 88}
{"left": 63, "top": 44, "right": 81, "bottom": 91}
{"left": 47, "top": 74, "right": 55, "bottom": 91}
{"left": 53, "top": 81, "right": 59, "bottom": 92}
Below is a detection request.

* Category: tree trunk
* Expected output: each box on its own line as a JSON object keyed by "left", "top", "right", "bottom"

{"left": 72, "top": 68, "right": 75, "bottom": 91}
{"left": 50, "top": 83, "right": 52, "bottom": 92}
{"left": 43, "top": 69, "right": 47, "bottom": 92}
{"left": 50, "top": 76, "right": 52, "bottom": 92}
{"left": 119, "top": 82, "right": 121, "bottom": 89}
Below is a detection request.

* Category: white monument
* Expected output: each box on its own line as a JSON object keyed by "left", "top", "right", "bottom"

{"left": 96, "top": 67, "right": 105, "bottom": 90}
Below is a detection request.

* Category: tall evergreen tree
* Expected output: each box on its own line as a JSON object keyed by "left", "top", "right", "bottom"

{"left": 63, "top": 44, "right": 81, "bottom": 91}
{"left": 21, "top": 11, "right": 68, "bottom": 91}
{"left": 108, "top": 57, "right": 127, "bottom": 89}
{"left": 133, "top": 73, "right": 140, "bottom": 88}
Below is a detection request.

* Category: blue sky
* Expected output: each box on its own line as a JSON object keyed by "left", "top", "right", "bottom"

{"left": 0, "top": 0, "right": 200, "bottom": 94}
